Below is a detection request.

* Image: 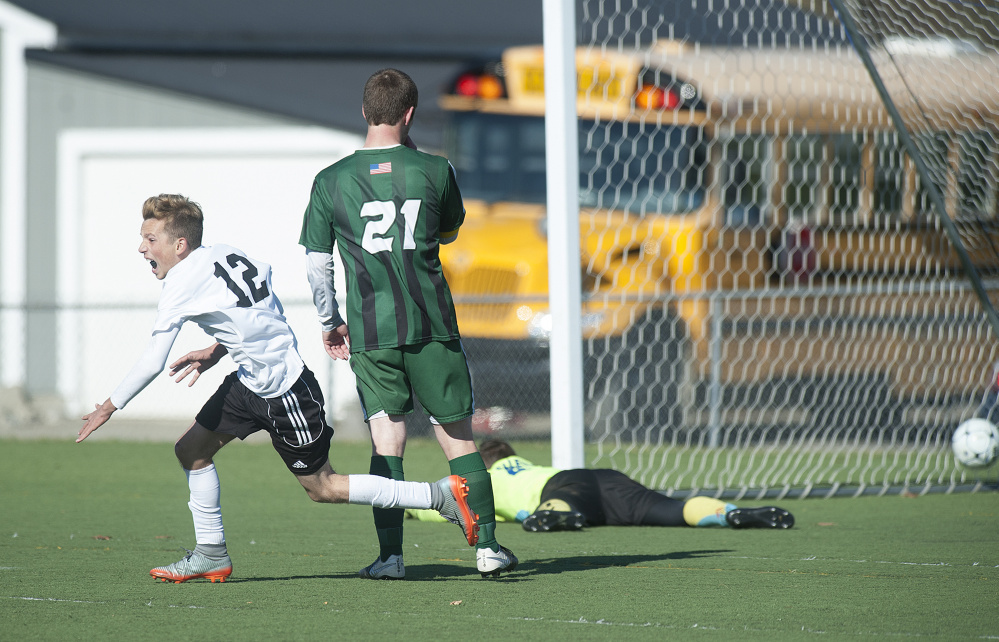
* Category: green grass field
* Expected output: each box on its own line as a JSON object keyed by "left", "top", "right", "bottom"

{"left": 2, "top": 437, "right": 996, "bottom": 640}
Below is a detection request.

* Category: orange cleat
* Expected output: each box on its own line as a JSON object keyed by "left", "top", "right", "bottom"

{"left": 437, "top": 475, "right": 480, "bottom": 546}
{"left": 149, "top": 549, "right": 233, "bottom": 583}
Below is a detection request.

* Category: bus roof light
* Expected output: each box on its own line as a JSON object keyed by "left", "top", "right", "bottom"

{"left": 635, "top": 84, "right": 681, "bottom": 110}
{"left": 453, "top": 72, "right": 506, "bottom": 99}
{"left": 477, "top": 75, "right": 505, "bottom": 99}
{"left": 455, "top": 73, "right": 480, "bottom": 97}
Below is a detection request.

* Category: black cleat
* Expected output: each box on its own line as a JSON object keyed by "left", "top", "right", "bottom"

{"left": 726, "top": 506, "right": 794, "bottom": 529}
{"left": 522, "top": 510, "right": 586, "bottom": 532}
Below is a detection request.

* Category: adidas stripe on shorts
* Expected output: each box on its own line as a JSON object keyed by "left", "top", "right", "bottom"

{"left": 195, "top": 366, "right": 333, "bottom": 475}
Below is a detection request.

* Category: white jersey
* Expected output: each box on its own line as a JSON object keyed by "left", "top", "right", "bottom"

{"left": 110, "top": 244, "right": 304, "bottom": 408}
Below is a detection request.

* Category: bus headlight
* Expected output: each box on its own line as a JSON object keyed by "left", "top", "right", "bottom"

{"left": 581, "top": 312, "right": 605, "bottom": 332}
{"left": 527, "top": 311, "right": 553, "bottom": 342}
{"left": 527, "top": 310, "right": 605, "bottom": 343}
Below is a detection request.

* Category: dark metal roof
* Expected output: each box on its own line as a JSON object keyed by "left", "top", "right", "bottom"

{"left": 26, "top": 49, "right": 471, "bottom": 147}
{"left": 9, "top": 0, "right": 843, "bottom": 149}
{"left": 9, "top": 0, "right": 543, "bottom": 56}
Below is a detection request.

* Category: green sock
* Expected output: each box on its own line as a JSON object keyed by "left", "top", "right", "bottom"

{"left": 370, "top": 455, "right": 405, "bottom": 560}
{"left": 449, "top": 452, "right": 499, "bottom": 552}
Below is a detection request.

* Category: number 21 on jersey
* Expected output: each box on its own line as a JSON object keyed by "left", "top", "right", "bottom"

{"left": 360, "top": 199, "right": 421, "bottom": 254}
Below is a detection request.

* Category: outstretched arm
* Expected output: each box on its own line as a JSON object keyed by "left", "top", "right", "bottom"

{"left": 77, "top": 399, "right": 117, "bottom": 443}
{"left": 77, "top": 326, "right": 179, "bottom": 443}
{"left": 170, "top": 342, "right": 228, "bottom": 386}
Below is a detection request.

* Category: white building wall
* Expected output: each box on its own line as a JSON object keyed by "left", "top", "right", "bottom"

{"left": 0, "top": 15, "right": 370, "bottom": 431}
{"left": 56, "top": 128, "right": 362, "bottom": 424}
{"left": 24, "top": 62, "right": 319, "bottom": 402}
{"left": 0, "top": 2, "right": 55, "bottom": 389}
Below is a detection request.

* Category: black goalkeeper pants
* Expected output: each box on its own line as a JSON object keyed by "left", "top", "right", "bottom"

{"left": 538, "top": 468, "right": 685, "bottom": 527}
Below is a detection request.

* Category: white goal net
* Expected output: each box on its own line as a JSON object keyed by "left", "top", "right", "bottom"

{"left": 571, "top": 0, "right": 999, "bottom": 496}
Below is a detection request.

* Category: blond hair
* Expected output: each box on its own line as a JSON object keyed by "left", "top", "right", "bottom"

{"left": 141, "top": 194, "right": 204, "bottom": 248}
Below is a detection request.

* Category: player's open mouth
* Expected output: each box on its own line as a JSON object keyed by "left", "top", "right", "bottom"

{"left": 149, "top": 260, "right": 158, "bottom": 269}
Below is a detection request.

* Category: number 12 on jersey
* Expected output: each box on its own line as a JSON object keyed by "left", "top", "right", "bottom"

{"left": 213, "top": 253, "right": 270, "bottom": 307}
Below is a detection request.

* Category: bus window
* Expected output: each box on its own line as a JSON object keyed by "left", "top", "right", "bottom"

{"left": 518, "top": 118, "right": 548, "bottom": 198}
{"left": 448, "top": 111, "right": 706, "bottom": 215}
{"left": 830, "top": 134, "right": 863, "bottom": 222}
{"left": 915, "top": 132, "right": 950, "bottom": 217}
{"left": 578, "top": 121, "right": 705, "bottom": 215}
{"left": 959, "top": 131, "right": 998, "bottom": 218}
{"left": 450, "top": 112, "right": 546, "bottom": 204}
{"left": 874, "top": 133, "right": 905, "bottom": 217}
{"left": 783, "top": 135, "right": 826, "bottom": 223}
{"left": 721, "top": 135, "right": 772, "bottom": 227}
{"left": 775, "top": 133, "right": 866, "bottom": 227}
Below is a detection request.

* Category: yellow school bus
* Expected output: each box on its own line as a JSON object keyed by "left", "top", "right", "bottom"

{"left": 438, "top": 41, "right": 999, "bottom": 424}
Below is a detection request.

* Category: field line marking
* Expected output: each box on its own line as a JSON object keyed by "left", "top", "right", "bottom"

{"left": 4, "top": 596, "right": 210, "bottom": 609}
{"left": 7, "top": 596, "right": 105, "bottom": 604}
{"left": 725, "top": 555, "right": 999, "bottom": 568}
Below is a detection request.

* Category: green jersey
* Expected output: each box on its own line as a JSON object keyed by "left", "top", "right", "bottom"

{"left": 299, "top": 145, "right": 465, "bottom": 351}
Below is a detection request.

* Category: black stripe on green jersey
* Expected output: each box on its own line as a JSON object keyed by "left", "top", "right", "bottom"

{"left": 393, "top": 157, "right": 426, "bottom": 344}
{"left": 300, "top": 145, "right": 463, "bottom": 352}
{"left": 332, "top": 168, "right": 384, "bottom": 350}
{"left": 421, "top": 170, "right": 457, "bottom": 338}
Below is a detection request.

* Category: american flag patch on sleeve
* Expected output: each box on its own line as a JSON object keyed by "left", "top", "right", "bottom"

{"left": 369, "top": 162, "right": 392, "bottom": 175}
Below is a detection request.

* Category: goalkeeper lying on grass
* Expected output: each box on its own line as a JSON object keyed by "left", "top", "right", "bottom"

{"left": 408, "top": 439, "right": 794, "bottom": 532}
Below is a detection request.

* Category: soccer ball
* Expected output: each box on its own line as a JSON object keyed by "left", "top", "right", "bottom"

{"left": 951, "top": 418, "right": 999, "bottom": 468}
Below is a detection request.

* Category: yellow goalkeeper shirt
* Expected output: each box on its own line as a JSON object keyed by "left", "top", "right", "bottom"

{"left": 488, "top": 455, "right": 560, "bottom": 522}
{"left": 407, "top": 455, "right": 560, "bottom": 523}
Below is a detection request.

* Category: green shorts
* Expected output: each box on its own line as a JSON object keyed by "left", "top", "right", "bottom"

{"left": 349, "top": 339, "right": 474, "bottom": 424}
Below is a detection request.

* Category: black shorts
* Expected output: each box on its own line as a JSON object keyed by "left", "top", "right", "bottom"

{"left": 539, "top": 468, "right": 664, "bottom": 526}
{"left": 195, "top": 366, "right": 333, "bottom": 476}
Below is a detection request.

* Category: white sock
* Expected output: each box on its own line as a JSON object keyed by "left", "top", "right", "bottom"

{"left": 186, "top": 464, "right": 225, "bottom": 546}
{"left": 347, "top": 474, "right": 432, "bottom": 509}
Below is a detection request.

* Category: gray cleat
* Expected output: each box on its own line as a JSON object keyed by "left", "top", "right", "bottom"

{"left": 150, "top": 548, "right": 232, "bottom": 583}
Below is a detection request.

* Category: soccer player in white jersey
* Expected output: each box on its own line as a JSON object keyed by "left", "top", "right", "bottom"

{"left": 77, "top": 194, "right": 479, "bottom": 583}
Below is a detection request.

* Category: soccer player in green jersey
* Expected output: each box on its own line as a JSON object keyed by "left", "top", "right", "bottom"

{"left": 299, "top": 68, "right": 516, "bottom": 579}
